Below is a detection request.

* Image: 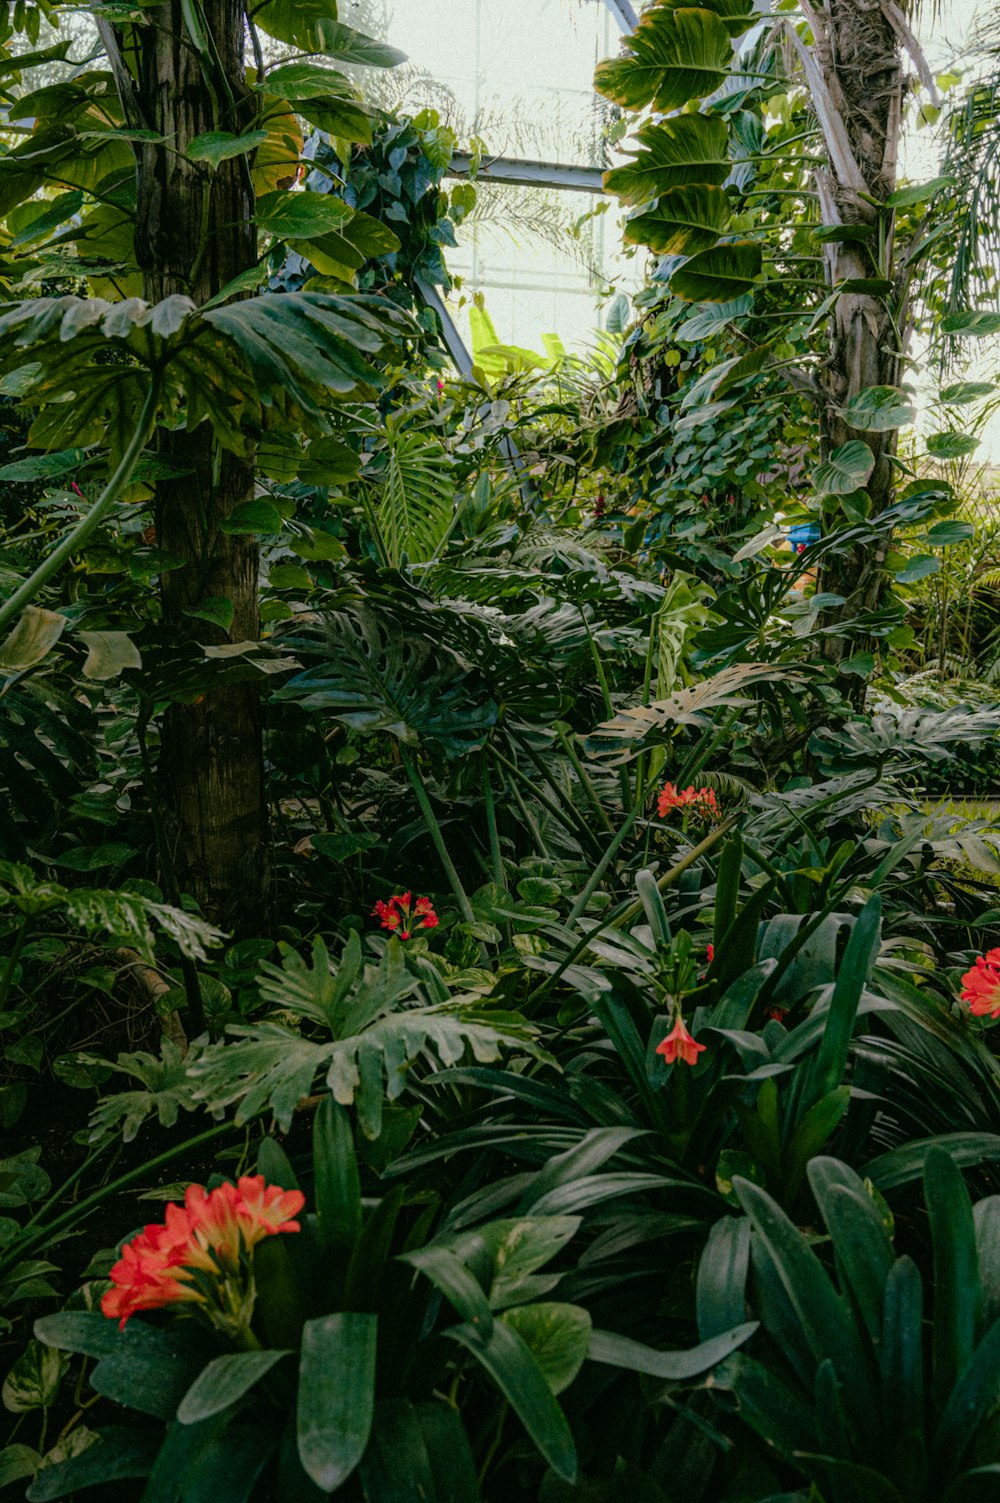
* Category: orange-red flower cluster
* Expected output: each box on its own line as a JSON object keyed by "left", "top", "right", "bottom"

{"left": 655, "top": 1015, "right": 706, "bottom": 1067}
{"left": 960, "top": 949, "right": 1000, "bottom": 1019}
{"left": 373, "top": 891, "right": 439, "bottom": 940}
{"left": 657, "top": 782, "right": 719, "bottom": 821}
{"left": 101, "top": 1176, "right": 304, "bottom": 1330}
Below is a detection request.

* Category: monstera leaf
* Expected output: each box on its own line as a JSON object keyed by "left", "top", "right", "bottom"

{"left": 276, "top": 604, "right": 498, "bottom": 757}
{"left": 595, "top": 5, "right": 733, "bottom": 113}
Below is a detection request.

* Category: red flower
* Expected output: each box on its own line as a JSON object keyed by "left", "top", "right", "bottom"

{"left": 655, "top": 1015, "right": 706, "bottom": 1067}
{"left": 706, "top": 943, "right": 714, "bottom": 965}
{"left": 101, "top": 1176, "right": 304, "bottom": 1330}
{"left": 657, "top": 782, "right": 719, "bottom": 821}
{"left": 960, "top": 949, "right": 1000, "bottom": 1019}
{"left": 372, "top": 892, "right": 439, "bottom": 940}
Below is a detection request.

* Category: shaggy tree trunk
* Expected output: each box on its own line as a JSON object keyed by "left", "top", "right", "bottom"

{"left": 110, "top": 4, "right": 268, "bottom": 933}
{"left": 808, "top": 0, "right": 906, "bottom": 672}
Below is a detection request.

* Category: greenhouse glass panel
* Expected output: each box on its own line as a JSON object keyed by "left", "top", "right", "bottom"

{"left": 344, "top": 0, "right": 643, "bottom": 354}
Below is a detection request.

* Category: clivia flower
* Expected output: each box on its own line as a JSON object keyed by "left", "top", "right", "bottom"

{"left": 100, "top": 1176, "right": 304, "bottom": 1333}
{"left": 657, "top": 782, "right": 719, "bottom": 821}
{"left": 960, "top": 949, "right": 1000, "bottom": 1019}
{"left": 373, "top": 891, "right": 439, "bottom": 940}
{"left": 655, "top": 1013, "right": 706, "bottom": 1067}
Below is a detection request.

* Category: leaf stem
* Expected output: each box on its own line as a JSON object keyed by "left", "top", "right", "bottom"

{"left": 400, "top": 747, "right": 475, "bottom": 924}
{"left": 0, "top": 378, "right": 161, "bottom": 634}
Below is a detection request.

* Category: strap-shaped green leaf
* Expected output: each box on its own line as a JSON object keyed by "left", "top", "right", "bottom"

{"left": 880, "top": 1257, "right": 927, "bottom": 1497}
{"left": 177, "top": 1351, "right": 289, "bottom": 1424}
{"left": 444, "top": 1318, "right": 577, "bottom": 1482}
{"left": 807, "top": 1158, "right": 893, "bottom": 1342}
{"left": 697, "top": 1216, "right": 751, "bottom": 1340}
{"left": 926, "top": 1148, "right": 979, "bottom": 1413}
{"left": 297, "top": 1313, "right": 377, "bottom": 1492}
{"left": 313, "top": 1096, "right": 362, "bottom": 1251}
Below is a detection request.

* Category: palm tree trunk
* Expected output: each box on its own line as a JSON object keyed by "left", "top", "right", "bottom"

{"left": 113, "top": 2, "right": 268, "bottom": 933}
{"left": 809, "top": 0, "right": 906, "bottom": 676}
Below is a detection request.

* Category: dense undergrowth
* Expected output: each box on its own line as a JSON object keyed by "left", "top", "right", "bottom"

{"left": 2, "top": 1, "right": 1000, "bottom": 1501}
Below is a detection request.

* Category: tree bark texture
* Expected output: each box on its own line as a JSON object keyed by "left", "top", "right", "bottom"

{"left": 810, "top": 0, "right": 906, "bottom": 666}
{"left": 121, "top": 3, "right": 268, "bottom": 933}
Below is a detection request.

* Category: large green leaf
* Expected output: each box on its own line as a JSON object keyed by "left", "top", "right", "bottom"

{"left": 313, "top": 1096, "right": 362, "bottom": 1251}
{"left": 201, "top": 291, "right": 415, "bottom": 416}
{"left": 445, "top": 1319, "right": 577, "bottom": 1481}
{"left": 25, "top": 1429, "right": 160, "bottom": 1502}
{"left": 500, "top": 1303, "right": 591, "bottom": 1395}
{"left": 376, "top": 431, "right": 455, "bottom": 567}
{"left": 926, "top": 1148, "right": 979, "bottom": 1413}
{"left": 359, "top": 1400, "right": 481, "bottom": 1503}
{"left": 669, "top": 241, "right": 762, "bottom": 302}
{"left": 177, "top": 1351, "right": 289, "bottom": 1424}
{"left": 841, "top": 385, "right": 916, "bottom": 432}
{"left": 624, "top": 184, "right": 730, "bottom": 255}
{"left": 595, "top": 5, "right": 733, "bottom": 113}
{"left": 813, "top": 440, "right": 875, "bottom": 496}
{"left": 276, "top": 603, "right": 497, "bottom": 756}
{"left": 188, "top": 934, "right": 544, "bottom": 1136}
{"left": 253, "top": 4, "right": 406, "bottom": 64}
{"left": 255, "top": 189, "right": 354, "bottom": 239}
{"left": 297, "top": 1313, "right": 377, "bottom": 1492}
{"left": 806, "top": 1158, "right": 892, "bottom": 1343}
{"left": 603, "top": 115, "right": 730, "bottom": 206}
{"left": 588, "top": 1321, "right": 758, "bottom": 1379}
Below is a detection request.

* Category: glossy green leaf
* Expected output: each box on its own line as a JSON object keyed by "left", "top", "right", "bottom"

{"left": 813, "top": 440, "right": 875, "bottom": 496}
{"left": 500, "top": 1303, "right": 591, "bottom": 1395}
{"left": 734, "top": 1178, "right": 873, "bottom": 1425}
{"left": 313, "top": 1095, "right": 362, "bottom": 1250}
{"left": 186, "top": 130, "right": 268, "bottom": 165}
{"left": 926, "top": 1148, "right": 978, "bottom": 1412}
{"left": 253, "top": 3, "right": 405, "bottom": 62}
{"left": 807, "top": 1158, "right": 893, "bottom": 1342}
{"left": 625, "top": 183, "right": 730, "bottom": 255}
{"left": 445, "top": 1318, "right": 577, "bottom": 1481}
{"left": 893, "top": 553, "right": 940, "bottom": 584}
{"left": 26, "top": 1429, "right": 160, "bottom": 1502}
{"left": 865, "top": 1134, "right": 1000, "bottom": 1192}
{"left": 669, "top": 241, "right": 762, "bottom": 303}
{"left": 941, "top": 311, "right": 1000, "bottom": 337}
{"left": 926, "top": 430, "right": 980, "bottom": 458}
{"left": 297, "top": 1313, "right": 377, "bottom": 1492}
{"left": 604, "top": 115, "right": 729, "bottom": 206}
{"left": 403, "top": 1243, "right": 495, "bottom": 1337}
{"left": 588, "top": 1320, "right": 757, "bottom": 1379}
{"left": 595, "top": 5, "right": 732, "bottom": 113}
{"left": 939, "top": 381, "right": 996, "bottom": 404}
{"left": 696, "top": 1216, "right": 750, "bottom": 1339}
{"left": 177, "top": 1350, "right": 288, "bottom": 1424}
{"left": 359, "top": 1399, "right": 481, "bottom": 1503}
{"left": 884, "top": 174, "right": 954, "bottom": 207}
{"left": 880, "top": 1257, "right": 926, "bottom": 1493}
{"left": 255, "top": 190, "right": 353, "bottom": 240}
{"left": 842, "top": 386, "right": 916, "bottom": 431}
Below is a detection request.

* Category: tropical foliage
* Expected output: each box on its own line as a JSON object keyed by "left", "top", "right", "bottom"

{"left": 0, "top": 1, "right": 999, "bottom": 1502}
